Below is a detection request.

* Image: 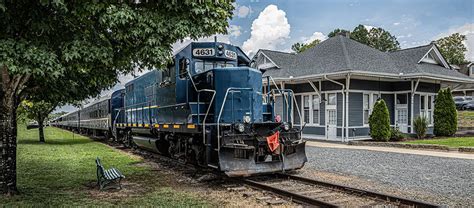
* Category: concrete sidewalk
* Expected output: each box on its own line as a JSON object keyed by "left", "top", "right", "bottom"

{"left": 306, "top": 141, "right": 474, "bottom": 160}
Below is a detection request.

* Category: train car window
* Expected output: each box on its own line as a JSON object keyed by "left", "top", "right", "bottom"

{"left": 178, "top": 58, "right": 189, "bottom": 79}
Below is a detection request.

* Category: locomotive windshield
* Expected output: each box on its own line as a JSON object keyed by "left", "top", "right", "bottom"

{"left": 194, "top": 60, "right": 234, "bottom": 74}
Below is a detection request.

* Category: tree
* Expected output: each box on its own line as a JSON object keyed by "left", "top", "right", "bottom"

{"left": 0, "top": 1, "right": 233, "bottom": 195}
{"left": 369, "top": 99, "right": 391, "bottom": 141}
{"left": 328, "top": 28, "right": 350, "bottom": 38}
{"left": 350, "top": 25, "right": 370, "bottom": 45}
{"left": 326, "top": 25, "right": 400, "bottom": 52}
{"left": 18, "top": 100, "right": 57, "bottom": 143}
{"left": 434, "top": 88, "right": 457, "bottom": 136}
{"left": 350, "top": 25, "right": 400, "bottom": 52}
{"left": 291, "top": 39, "right": 321, "bottom": 53}
{"left": 436, "top": 33, "right": 467, "bottom": 65}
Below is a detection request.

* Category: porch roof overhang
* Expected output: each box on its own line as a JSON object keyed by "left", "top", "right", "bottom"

{"left": 263, "top": 70, "right": 474, "bottom": 86}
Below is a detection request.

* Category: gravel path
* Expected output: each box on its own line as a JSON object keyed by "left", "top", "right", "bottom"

{"left": 303, "top": 146, "right": 474, "bottom": 206}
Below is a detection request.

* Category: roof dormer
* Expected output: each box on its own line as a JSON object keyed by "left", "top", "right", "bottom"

{"left": 418, "top": 45, "right": 450, "bottom": 69}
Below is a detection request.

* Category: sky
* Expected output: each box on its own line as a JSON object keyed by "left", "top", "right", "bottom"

{"left": 55, "top": 0, "right": 473, "bottom": 113}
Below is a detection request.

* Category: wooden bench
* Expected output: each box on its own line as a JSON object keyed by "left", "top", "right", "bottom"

{"left": 96, "top": 157, "right": 125, "bottom": 190}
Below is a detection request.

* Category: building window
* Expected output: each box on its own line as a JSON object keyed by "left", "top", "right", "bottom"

{"left": 328, "top": 93, "right": 337, "bottom": 105}
{"left": 420, "top": 94, "right": 434, "bottom": 125}
{"left": 312, "top": 95, "right": 320, "bottom": 124}
{"left": 299, "top": 94, "right": 320, "bottom": 125}
{"left": 363, "top": 94, "right": 370, "bottom": 125}
{"left": 397, "top": 94, "right": 408, "bottom": 105}
{"left": 470, "top": 66, "right": 474, "bottom": 77}
{"left": 303, "top": 95, "right": 310, "bottom": 123}
{"left": 363, "top": 93, "right": 380, "bottom": 125}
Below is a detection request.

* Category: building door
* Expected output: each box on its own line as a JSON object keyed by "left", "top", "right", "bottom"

{"left": 395, "top": 94, "right": 409, "bottom": 133}
{"left": 326, "top": 93, "right": 337, "bottom": 140}
{"left": 396, "top": 108, "right": 408, "bottom": 132}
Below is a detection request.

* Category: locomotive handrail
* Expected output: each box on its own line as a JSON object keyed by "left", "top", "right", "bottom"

{"left": 264, "top": 75, "right": 304, "bottom": 141}
{"left": 184, "top": 69, "right": 216, "bottom": 146}
{"left": 216, "top": 87, "right": 253, "bottom": 152}
{"left": 264, "top": 76, "right": 303, "bottom": 126}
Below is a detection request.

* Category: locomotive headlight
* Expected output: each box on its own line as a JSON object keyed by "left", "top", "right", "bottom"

{"left": 235, "top": 123, "right": 245, "bottom": 133}
{"left": 283, "top": 122, "right": 290, "bottom": 131}
{"left": 243, "top": 115, "right": 251, "bottom": 123}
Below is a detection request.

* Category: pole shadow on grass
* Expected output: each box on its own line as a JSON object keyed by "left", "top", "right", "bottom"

{"left": 17, "top": 139, "right": 93, "bottom": 145}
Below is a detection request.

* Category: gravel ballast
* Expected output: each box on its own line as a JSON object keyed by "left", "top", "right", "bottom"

{"left": 303, "top": 145, "right": 474, "bottom": 206}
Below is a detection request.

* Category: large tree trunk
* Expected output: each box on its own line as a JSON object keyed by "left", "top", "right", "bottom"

{"left": 0, "top": 95, "right": 19, "bottom": 195}
{"left": 0, "top": 66, "right": 28, "bottom": 195}
{"left": 38, "top": 118, "right": 45, "bottom": 143}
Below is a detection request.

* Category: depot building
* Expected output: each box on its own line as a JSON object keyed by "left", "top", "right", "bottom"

{"left": 252, "top": 34, "right": 474, "bottom": 141}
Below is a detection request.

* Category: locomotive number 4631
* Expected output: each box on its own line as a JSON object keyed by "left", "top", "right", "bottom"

{"left": 193, "top": 48, "right": 215, "bottom": 57}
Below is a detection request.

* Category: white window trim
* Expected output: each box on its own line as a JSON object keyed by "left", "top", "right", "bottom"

{"left": 300, "top": 94, "right": 322, "bottom": 127}
{"left": 363, "top": 93, "right": 380, "bottom": 127}
{"left": 418, "top": 93, "right": 435, "bottom": 126}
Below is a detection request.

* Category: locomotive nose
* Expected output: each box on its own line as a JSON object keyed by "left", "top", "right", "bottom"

{"left": 211, "top": 67, "right": 263, "bottom": 124}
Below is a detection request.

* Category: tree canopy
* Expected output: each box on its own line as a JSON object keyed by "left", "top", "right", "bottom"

{"left": 327, "top": 25, "right": 400, "bottom": 52}
{"left": 435, "top": 33, "right": 467, "bottom": 65}
{"left": 291, "top": 39, "right": 321, "bottom": 53}
{"left": 0, "top": 1, "right": 234, "bottom": 195}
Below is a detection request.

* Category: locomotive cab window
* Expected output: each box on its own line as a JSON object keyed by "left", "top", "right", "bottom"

{"left": 194, "top": 60, "right": 234, "bottom": 74}
{"left": 178, "top": 58, "right": 189, "bottom": 79}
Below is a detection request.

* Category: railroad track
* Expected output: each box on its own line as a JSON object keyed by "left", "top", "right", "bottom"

{"left": 242, "top": 173, "right": 440, "bottom": 208}
{"left": 89, "top": 135, "right": 440, "bottom": 207}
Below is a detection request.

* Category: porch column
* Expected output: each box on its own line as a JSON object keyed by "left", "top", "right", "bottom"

{"left": 410, "top": 79, "right": 420, "bottom": 134}
{"left": 345, "top": 75, "right": 351, "bottom": 142}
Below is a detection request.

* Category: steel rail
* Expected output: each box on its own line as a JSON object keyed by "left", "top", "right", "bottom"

{"left": 277, "top": 173, "right": 440, "bottom": 208}
{"left": 242, "top": 178, "right": 338, "bottom": 208}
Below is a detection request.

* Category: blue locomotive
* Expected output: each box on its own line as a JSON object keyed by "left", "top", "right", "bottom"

{"left": 53, "top": 42, "right": 307, "bottom": 176}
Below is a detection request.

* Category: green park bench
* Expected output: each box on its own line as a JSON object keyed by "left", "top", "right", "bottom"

{"left": 95, "top": 157, "right": 125, "bottom": 190}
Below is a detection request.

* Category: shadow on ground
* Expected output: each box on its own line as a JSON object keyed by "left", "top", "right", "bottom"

{"left": 17, "top": 138, "right": 93, "bottom": 145}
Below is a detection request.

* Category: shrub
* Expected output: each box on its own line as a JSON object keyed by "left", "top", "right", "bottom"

{"left": 369, "top": 99, "right": 391, "bottom": 141}
{"left": 413, "top": 116, "right": 428, "bottom": 139}
{"left": 434, "top": 88, "right": 457, "bottom": 136}
{"left": 390, "top": 127, "right": 405, "bottom": 141}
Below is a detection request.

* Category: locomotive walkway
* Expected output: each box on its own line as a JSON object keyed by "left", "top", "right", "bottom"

{"left": 306, "top": 141, "right": 474, "bottom": 160}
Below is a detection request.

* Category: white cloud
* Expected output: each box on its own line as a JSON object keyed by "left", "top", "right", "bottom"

{"left": 302, "top": 32, "right": 327, "bottom": 44}
{"left": 228, "top": 25, "right": 242, "bottom": 37}
{"left": 435, "top": 23, "right": 474, "bottom": 61}
{"left": 236, "top": 5, "right": 252, "bottom": 18}
{"left": 242, "top": 5, "right": 291, "bottom": 56}
{"left": 393, "top": 22, "right": 400, "bottom": 26}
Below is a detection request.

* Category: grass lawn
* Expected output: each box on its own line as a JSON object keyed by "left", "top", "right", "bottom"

{"left": 0, "top": 126, "right": 209, "bottom": 206}
{"left": 403, "top": 137, "right": 474, "bottom": 148}
{"left": 458, "top": 110, "right": 474, "bottom": 127}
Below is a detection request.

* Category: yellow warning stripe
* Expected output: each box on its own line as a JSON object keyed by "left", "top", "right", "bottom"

{"left": 173, "top": 124, "right": 180, "bottom": 129}
{"left": 163, "top": 124, "right": 169, "bottom": 128}
{"left": 187, "top": 124, "right": 196, "bottom": 129}
{"left": 154, "top": 124, "right": 159, "bottom": 128}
